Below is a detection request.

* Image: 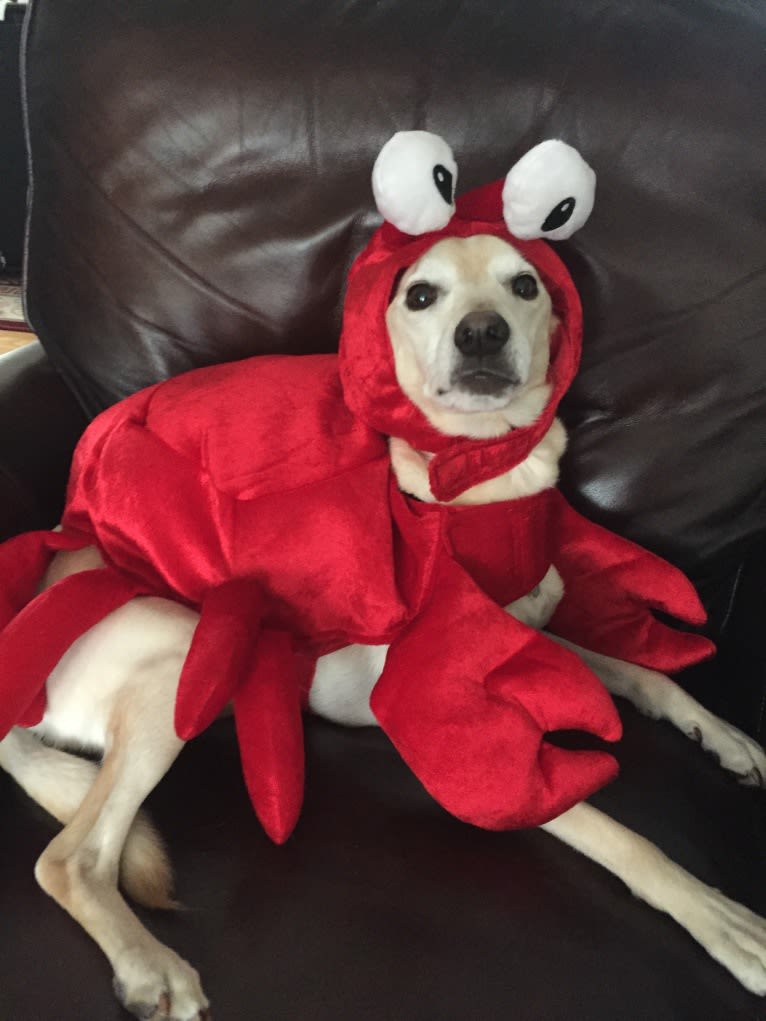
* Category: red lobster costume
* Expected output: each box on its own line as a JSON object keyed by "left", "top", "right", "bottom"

{"left": 0, "top": 141, "right": 713, "bottom": 844}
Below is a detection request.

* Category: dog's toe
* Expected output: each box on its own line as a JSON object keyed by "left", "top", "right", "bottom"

{"left": 686, "top": 714, "right": 766, "bottom": 785}
{"left": 686, "top": 882, "right": 766, "bottom": 995}
{"left": 113, "top": 983, "right": 159, "bottom": 1021}
{"left": 113, "top": 944, "right": 209, "bottom": 1021}
{"left": 739, "top": 764, "right": 764, "bottom": 788}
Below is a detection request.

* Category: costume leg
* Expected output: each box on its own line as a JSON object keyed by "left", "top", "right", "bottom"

{"left": 549, "top": 490, "right": 714, "bottom": 671}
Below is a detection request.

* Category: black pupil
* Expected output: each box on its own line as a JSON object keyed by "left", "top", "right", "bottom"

{"left": 513, "top": 274, "right": 538, "bottom": 299}
{"left": 406, "top": 283, "right": 437, "bottom": 310}
{"left": 432, "top": 164, "right": 453, "bottom": 205}
{"left": 542, "top": 196, "right": 576, "bottom": 232}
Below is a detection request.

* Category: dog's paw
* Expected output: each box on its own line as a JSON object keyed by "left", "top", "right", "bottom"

{"left": 113, "top": 943, "right": 210, "bottom": 1021}
{"left": 686, "top": 713, "right": 766, "bottom": 787}
{"left": 683, "top": 880, "right": 766, "bottom": 995}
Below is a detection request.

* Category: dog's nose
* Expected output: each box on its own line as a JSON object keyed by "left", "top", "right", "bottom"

{"left": 454, "top": 311, "right": 510, "bottom": 357}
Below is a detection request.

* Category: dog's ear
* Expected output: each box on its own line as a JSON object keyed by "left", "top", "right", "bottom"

{"left": 502, "top": 140, "right": 596, "bottom": 241}
{"left": 372, "top": 131, "right": 457, "bottom": 235}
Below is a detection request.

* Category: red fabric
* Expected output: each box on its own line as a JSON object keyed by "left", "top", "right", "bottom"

{"left": 233, "top": 628, "right": 305, "bottom": 845}
{"left": 340, "top": 182, "right": 582, "bottom": 503}
{"left": 0, "top": 531, "right": 150, "bottom": 732}
{"left": 0, "top": 180, "right": 714, "bottom": 841}
{"left": 371, "top": 553, "right": 622, "bottom": 830}
{"left": 549, "top": 497, "right": 713, "bottom": 672}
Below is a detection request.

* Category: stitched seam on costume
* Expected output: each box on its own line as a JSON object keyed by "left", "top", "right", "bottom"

{"left": 233, "top": 448, "right": 389, "bottom": 503}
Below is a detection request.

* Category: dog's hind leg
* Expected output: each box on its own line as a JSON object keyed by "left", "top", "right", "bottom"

{"left": 32, "top": 662, "right": 209, "bottom": 1021}
{"left": 550, "top": 636, "right": 766, "bottom": 788}
{"left": 0, "top": 727, "right": 101, "bottom": 822}
{"left": 542, "top": 801, "right": 766, "bottom": 994}
{"left": 0, "top": 728, "right": 175, "bottom": 909}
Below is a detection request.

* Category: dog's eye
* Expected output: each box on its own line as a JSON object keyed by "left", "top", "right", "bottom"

{"left": 510, "top": 273, "right": 539, "bottom": 300}
{"left": 405, "top": 283, "right": 439, "bottom": 310}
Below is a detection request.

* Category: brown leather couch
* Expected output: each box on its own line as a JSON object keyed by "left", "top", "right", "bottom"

{"left": 1, "top": 1, "right": 764, "bottom": 1018}
{"left": 0, "top": 2, "right": 26, "bottom": 274}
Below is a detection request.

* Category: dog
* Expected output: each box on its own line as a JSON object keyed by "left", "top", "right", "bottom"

{"left": 1, "top": 234, "right": 765, "bottom": 1020}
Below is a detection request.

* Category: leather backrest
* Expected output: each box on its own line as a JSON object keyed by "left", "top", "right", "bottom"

{"left": 23, "top": 0, "right": 766, "bottom": 574}
{"left": 0, "top": 4, "right": 26, "bottom": 272}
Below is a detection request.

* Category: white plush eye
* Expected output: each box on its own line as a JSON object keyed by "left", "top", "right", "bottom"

{"left": 502, "top": 139, "right": 596, "bottom": 241}
{"left": 372, "top": 131, "right": 457, "bottom": 235}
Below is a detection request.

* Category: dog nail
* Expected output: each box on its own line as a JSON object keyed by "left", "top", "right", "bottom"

{"left": 128, "top": 1004, "right": 157, "bottom": 1021}
{"left": 691, "top": 725, "right": 702, "bottom": 744}
{"left": 158, "top": 992, "right": 172, "bottom": 1017}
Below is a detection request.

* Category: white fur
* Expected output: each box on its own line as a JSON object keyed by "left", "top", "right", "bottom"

{"left": 386, "top": 234, "right": 554, "bottom": 430}
{"left": 1, "top": 236, "right": 765, "bottom": 1020}
{"left": 388, "top": 417, "right": 567, "bottom": 506}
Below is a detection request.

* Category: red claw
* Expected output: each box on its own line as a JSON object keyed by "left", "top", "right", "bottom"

{"left": 370, "top": 556, "right": 622, "bottom": 831}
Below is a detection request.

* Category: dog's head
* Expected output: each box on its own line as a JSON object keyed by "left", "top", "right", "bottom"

{"left": 386, "top": 234, "right": 556, "bottom": 436}
{"left": 338, "top": 131, "right": 594, "bottom": 501}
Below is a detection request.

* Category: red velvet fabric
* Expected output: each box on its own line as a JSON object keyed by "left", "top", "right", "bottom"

{"left": 0, "top": 182, "right": 714, "bottom": 842}
{"left": 339, "top": 182, "right": 582, "bottom": 503}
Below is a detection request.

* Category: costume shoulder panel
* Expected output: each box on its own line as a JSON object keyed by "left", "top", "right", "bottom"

{"left": 72, "top": 355, "right": 387, "bottom": 504}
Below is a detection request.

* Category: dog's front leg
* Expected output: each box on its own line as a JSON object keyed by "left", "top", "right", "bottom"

{"left": 542, "top": 801, "right": 766, "bottom": 994}
{"left": 549, "top": 636, "right": 766, "bottom": 787}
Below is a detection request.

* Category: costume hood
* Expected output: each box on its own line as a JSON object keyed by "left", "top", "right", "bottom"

{"left": 339, "top": 135, "right": 594, "bottom": 503}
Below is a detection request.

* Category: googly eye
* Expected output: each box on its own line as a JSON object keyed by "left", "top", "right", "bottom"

{"left": 502, "top": 140, "right": 596, "bottom": 241}
{"left": 372, "top": 131, "right": 458, "bottom": 236}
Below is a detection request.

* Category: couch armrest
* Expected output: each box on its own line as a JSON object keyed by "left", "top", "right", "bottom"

{"left": 0, "top": 341, "right": 88, "bottom": 540}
